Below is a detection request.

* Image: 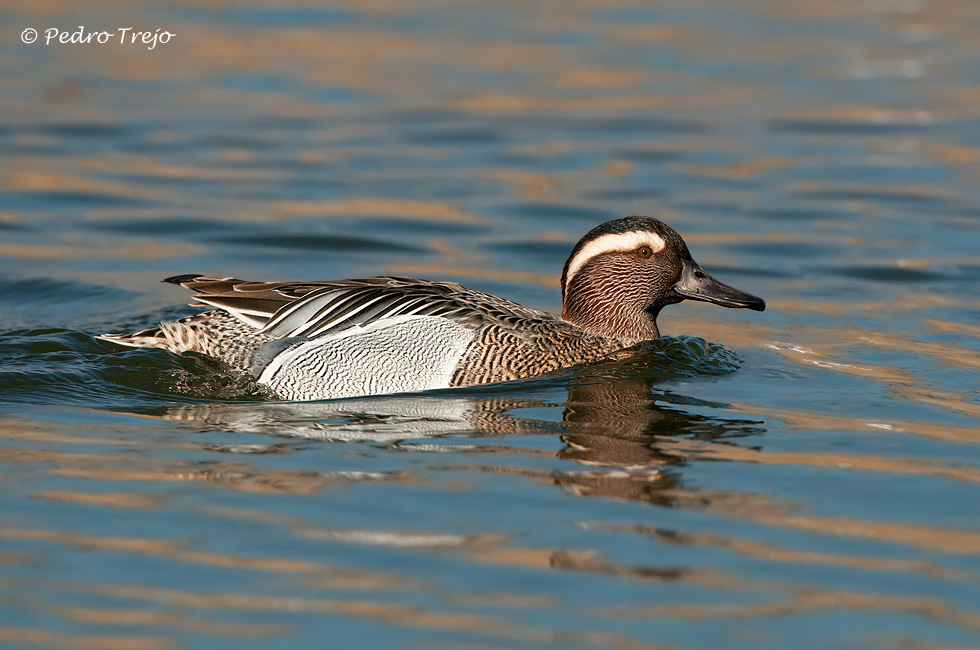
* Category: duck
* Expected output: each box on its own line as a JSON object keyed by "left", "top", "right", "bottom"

{"left": 100, "top": 216, "right": 765, "bottom": 401}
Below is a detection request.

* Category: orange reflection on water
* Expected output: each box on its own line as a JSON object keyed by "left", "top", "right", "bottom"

{"left": 0, "top": 626, "right": 171, "bottom": 650}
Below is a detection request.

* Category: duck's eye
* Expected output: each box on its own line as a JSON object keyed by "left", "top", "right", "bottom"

{"left": 636, "top": 246, "right": 653, "bottom": 259}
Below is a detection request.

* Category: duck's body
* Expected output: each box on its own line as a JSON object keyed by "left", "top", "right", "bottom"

{"left": 118, "top": 276, "right": 626, "bottom": 400}
{"left": 102, "top": 217, "right": 765, "bottom": 400}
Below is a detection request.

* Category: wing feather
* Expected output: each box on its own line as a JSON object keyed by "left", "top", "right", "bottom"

{"left": 163, "top": 275, "right": 553, "bottom": 340}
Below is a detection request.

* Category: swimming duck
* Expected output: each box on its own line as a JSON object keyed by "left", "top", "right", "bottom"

{"left": 101, "top": 216, "right": 764, "bottom": 400}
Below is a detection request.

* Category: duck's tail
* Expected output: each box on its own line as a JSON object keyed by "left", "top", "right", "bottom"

{"left": 97, "top": 326, "right": 170, "bottom": 349}
{"left": 98, "top": 313, "right": 216, "bottom": 354}
{"left": 99, "top": 310, "right": 269, "bottom": 370}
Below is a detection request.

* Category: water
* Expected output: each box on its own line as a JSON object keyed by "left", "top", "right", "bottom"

{"left": 2, "top": 1, "right": 980, "bottom": 648}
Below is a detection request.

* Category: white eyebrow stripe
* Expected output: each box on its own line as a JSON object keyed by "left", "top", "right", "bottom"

{"left": 564, "top": 230, "right": 666, "bottom": 288}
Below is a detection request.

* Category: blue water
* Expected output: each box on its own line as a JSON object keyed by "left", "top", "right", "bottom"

{"left": 2, "top": 1, "right": 980, "bottom": 649}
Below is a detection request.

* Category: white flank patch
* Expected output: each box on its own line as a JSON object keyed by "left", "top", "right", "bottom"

{"left": 258, "top": 315, "right": 475, "bottom": 400}
{"left": 564, "top": 230, "right": 666, "bottom": 288}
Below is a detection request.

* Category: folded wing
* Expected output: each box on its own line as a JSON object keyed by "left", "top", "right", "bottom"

{"left": 165, "top": 275, "right": 517, "bottom": 338}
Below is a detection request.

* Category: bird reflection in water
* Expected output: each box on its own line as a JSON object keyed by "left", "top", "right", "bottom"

{"left": 556, "top": 371, "right": 765, "bottom": 505}
{"left": 162, "top": 339, "right": 766, "bottom": 507}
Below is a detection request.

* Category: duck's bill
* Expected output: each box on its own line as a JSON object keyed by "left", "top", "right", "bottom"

{"left": 671, "top": 261, "right": 766, "bottom": 311}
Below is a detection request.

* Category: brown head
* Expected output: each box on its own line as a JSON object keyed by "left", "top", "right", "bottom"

{"left": 560, "top": 216, "right": 765, "bottom": 342}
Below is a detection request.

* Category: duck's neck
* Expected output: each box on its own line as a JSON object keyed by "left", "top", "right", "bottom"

{"left": 561, "top": 283, "right": 661, "bottom": 343}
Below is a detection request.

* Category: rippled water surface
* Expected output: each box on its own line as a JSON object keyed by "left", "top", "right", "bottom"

{"left": 3, "top": 1, "right": 980, "bottom": 648}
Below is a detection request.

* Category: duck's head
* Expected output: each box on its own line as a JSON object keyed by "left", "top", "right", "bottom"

{"left": 561, "top": 216, "right": 765, "bottom": 342}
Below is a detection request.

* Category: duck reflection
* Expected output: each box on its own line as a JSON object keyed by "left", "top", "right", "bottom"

{"left": 555, "top": 372, "right": 765, "bottom": 504}
{"left": 162, "top": 344, "right": 766, "bottom": 506}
